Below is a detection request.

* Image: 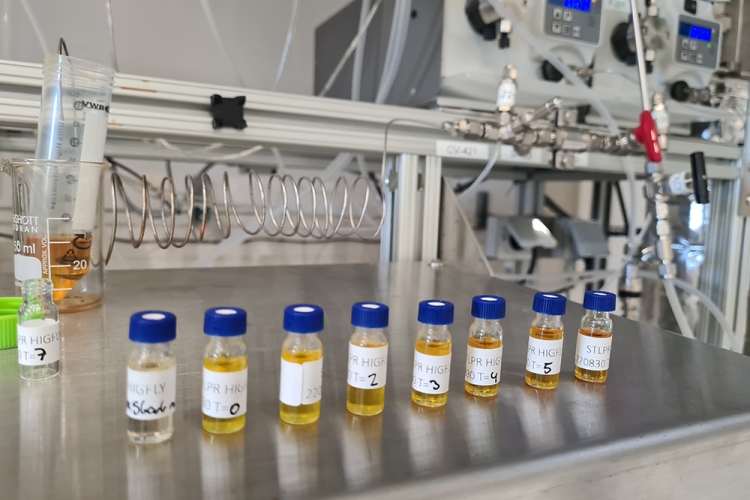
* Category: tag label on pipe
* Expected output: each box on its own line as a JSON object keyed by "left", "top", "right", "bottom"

{"left": 436, "top": 141, "right": 489, "bottom": 160}
{"left": 500, "top": 145, "right": 542, "bottom": 163}
{"left": 604, "top": 0, "right": 630, "bottom": 12}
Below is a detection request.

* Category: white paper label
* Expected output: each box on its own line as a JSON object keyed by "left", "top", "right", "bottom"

{"left": 17, "top": 319, "right": 60, "bottom": 366}
{"left": 412, "top": 350, "right": 451, "bottom": 394}
{"left": 279, "top": 357, "right": 323, "bottom": 407}
{"left": 465, "top": 346, "right": 503, "bottom": 386}
{"left": 14, "top": 254, "right": 42, "bottom": 281}
{"left": 347, "top": 344, "right": 388, "bottom": 390}
{"left": 496, "top": 82, "right": 516, "bottom": 108}
{"left": 202, "top": 367, "right": 248, "bottom": 418}
{"left": 436, "top": 140, "right": 489, "bottom": 160}
{"left": 126, "top": 366, "right": 177, "bottom": 421}
{"left": 605, "top": 0, "right": 630, "bottom": 12}
{"left": 526, "top": 337, "right": 564, "bottom": 375}
{"left": 499, "top": 144, "right": 543, "bottom": 163}
{"left": 575, "top": 334, "right": 613, "bottom": 371}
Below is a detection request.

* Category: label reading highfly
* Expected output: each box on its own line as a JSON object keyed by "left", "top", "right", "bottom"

{"left": 465, "top": 346, "right": 503, "bottom": 386}
{"left": 279, "top": 357, "right": 323, "bottom": 407}
{"left": 126, "top": 366, "right": 177, "bottom": 421}
{"left": 575, "top": 334, "right": 613, "bottom": 371}
{"left": 347, "top": 344, "right": 388, "bottom": 389}
{"left": 202, "top": 367, "right": 248, "bottom": 418}
{"left": 17, "top": 319, "right": 60, "bottom": 366}
{"left": 412, "top": 350, "right": 451, "bottom": 394}
{"left": 526, "top": 337, "right": 563, "bottom": 375}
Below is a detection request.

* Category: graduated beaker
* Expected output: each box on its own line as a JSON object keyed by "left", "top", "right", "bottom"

{"left": 2, "top": 159, "right": 110, "bottom": 313}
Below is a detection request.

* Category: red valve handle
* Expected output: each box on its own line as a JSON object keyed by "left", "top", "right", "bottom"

{"left": 633, "top": 110, "right": 662, "bottom": 163}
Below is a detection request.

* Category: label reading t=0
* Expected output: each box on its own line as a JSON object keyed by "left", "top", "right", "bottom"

{"left": 202, "top": 367, "right": 248, "bottom": 419}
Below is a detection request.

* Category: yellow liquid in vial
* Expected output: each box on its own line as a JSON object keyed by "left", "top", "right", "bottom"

{"left": 203, "top": 356, "right": 248, "bottom": 434}
{"left": 346, "top": 339, "right": 387, "bottom": 417}
{"left": 574, "top": 328, "right": 612, "bottom": 384}
{"left": 280, "top": 348, "right": 322, "bottom": 425}
{"left": 465, "top": 336, "right": 502, "bottom": 398}
{"left": 525, "top": 325, "right": 564, "bottom": 390}
{"left": 25, "top": 233, "right": 92, "bottom": 301}
{"left": 412, "top": 338, "right": 451, "bottom": 408}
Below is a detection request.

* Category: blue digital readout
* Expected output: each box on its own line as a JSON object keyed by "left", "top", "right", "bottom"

{"left": 564, "top": 0, "right": 591, "bottom": 12}
{"left": 679, "top": 22, "right": 712, "bottom": 42}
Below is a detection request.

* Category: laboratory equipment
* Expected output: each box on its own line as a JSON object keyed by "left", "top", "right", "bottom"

{"left": 575, "top": 291, "right": 616, "bottom": 383}
{"left": 35, "top": 52, "right": 114, "bottom": 237}
{"left": 2, "top": 159, "right": 110, "bottom": 313}
{"left": 126, "top": 311, "right": 177, "bottom": 444}
{"left": 17, "top": 278, "right": 60, "bottom": 380}
{"left": 412, "top": 300, "right": 454, "bottom": 408}
{"left": 279, "top": 304, "right": 324, "bottom": 425}
{"left": 465, "top": 295, "right": 504, "bottom": 397}
{"left": 347, "top": 302, "right": 389, "bottom": 416}
{"left": 525, "top": 292, "right": 567, "bottom": 390}
{"left": 202, "top": 307, "right": 249, "bottom": 434}
{"left": 0, "top": 297, "right": 23, "bottom": 350}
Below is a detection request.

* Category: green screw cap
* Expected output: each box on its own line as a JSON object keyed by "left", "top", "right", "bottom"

{"left": 0, "top": 297, "right": 23, "bottom": 350}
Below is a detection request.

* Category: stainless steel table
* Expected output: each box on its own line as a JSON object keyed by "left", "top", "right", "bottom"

{"left": 1, "top": 263, "right": 749, "bottom": 500}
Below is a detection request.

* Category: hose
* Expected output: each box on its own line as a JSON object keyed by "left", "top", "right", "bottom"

{"left": 19, "top": 0, "right": 48, "bottom": 55}
{"left": 351, "top": 0, "right": 373, "bottom": 102}
{"left": 663, "top": 279, "right": 695, "bottom": 339}
{"left": 639, "top": 271, "right": 740, "bottom": 351}
{"left": 199, "top": 0, "right": 247, "bottom": 88}
{"left": 375, "top": 0, "right": 412, "bottom": 104}
{"left": 105, "top": 0, "right": 120, "bottom": 72}
{"left": 272, "top": 0, "right": 300, "bottom": 91}
{"left": 457, "top": 147, "right": 501, "bottom": 202}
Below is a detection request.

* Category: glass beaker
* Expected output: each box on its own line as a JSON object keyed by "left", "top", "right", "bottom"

{"left": 2, "top": 159, "right": 110, "bottom": 313}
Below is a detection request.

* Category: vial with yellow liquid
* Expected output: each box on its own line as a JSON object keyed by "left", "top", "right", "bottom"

{"left": 412, "top": 300, "right": 453, "bottom": 408}
{"left": 202, "top": 307, "right": 249, "bottom": 434}
{"left": 574, "top": 291, "right": 615, "bottom": 384}
{"left": 279, "top": 304, "right": 324, "bottom": 425}
{"left": 347, "top": 302, "right": 389, "bottom": 416}
{"left": 465, "top": 295, "right": 504, "bottom": 397}
{"left": 525, "top": 293, "right": 567, "bottom": 390}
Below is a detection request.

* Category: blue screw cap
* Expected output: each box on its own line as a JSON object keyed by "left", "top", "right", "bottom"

{"left": 532, "top": 292, "right": 567, "bottom": 316}
{"left": 204, "top": 307, "right": 247, "bottom": 336}
{"left": 351, "top": 302, "right": 389, "bottom": 329}
{"left": 129, "top": 311, "right": 177, "bottom": 344}
{"left": 583, "top": 290, "right": 616, "bottom": 312}
{"left": 418, "top": 300, "right": 454, "bottom": 325}
{"left": 472, "top": 295, "right": 506, "bottom": 320}
{"left": 284, "top": 304, "right": 324, "bottom": 334}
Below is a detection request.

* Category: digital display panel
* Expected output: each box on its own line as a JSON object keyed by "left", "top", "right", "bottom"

{"left": 679, "top": 22, "right": 712, "bottom": 42}
{"left": 564, "top": 0, "right": 591, "bottom": 12}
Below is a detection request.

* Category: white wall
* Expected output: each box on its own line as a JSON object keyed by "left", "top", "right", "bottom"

{"left": 1, "top": 0, "right": 352, "bottom": 94}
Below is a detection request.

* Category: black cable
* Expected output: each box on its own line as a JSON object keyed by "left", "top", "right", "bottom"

{"left": 544, "top": 195, "right": 572, "bottom": 218}
{"left": 454, "top": 177, "right": 478, "bottom": 194}
{"left": 614, "top": 181, "right": 630, "bottom": 237}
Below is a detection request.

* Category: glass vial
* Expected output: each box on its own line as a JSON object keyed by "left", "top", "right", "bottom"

{"left": 525, "top": 293, "right": 567, "bottom": 390}
{"left": 465, "top": 295, "right": 505, "bottom": 397}
{"left": 17, "top": 278, "right": 60, "bottom": 380}
{"left": 575, "top": 291, "right": 615, "bottom": 383}
{"left": 202, "top": 307, "right": 249, "bottom": 434}
{"left": 279, "top": 304, "right": 324, "bottom": 425}
{"left": 347, "top": 302, "right": 389, "bottom": 416}
{"left": 412, "top": 300, "right": 454, "bottom": 408}
{"left": 126, "top": 311, "right": 177, "bottom": 444}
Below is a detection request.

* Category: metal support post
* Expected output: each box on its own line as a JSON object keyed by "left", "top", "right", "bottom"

{"left": 391, "top": 154, "right": 422, "bottom": 262}
{"left": 421, "top": 156, "right": 442, "bottom": 263}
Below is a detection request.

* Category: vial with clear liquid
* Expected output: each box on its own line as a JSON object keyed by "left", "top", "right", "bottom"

{"left": 412, "top": 300, "right": 453, "bottom": 408}
{"left": 126, "top": 311, "right": 177, "bottom": 444}
{"left": 575, "top": 291, "right": 616, "bottom": 383}
{"left": 17, "top": 278, "right": 61, "bottom": 380}
{"left": 465, "top": 295, "right": 505, "bottom": 398}
{"left": 347, "top": 302, "right": 389, "bottom": 416}
{"left": 525, "top": 293, "right": 567, "bottom": 390}
{"left": 202, "top": 307, "right": 249, "bottom": 434}
{"left": 279, "top": 305, "right": 324, "bottom": 425}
